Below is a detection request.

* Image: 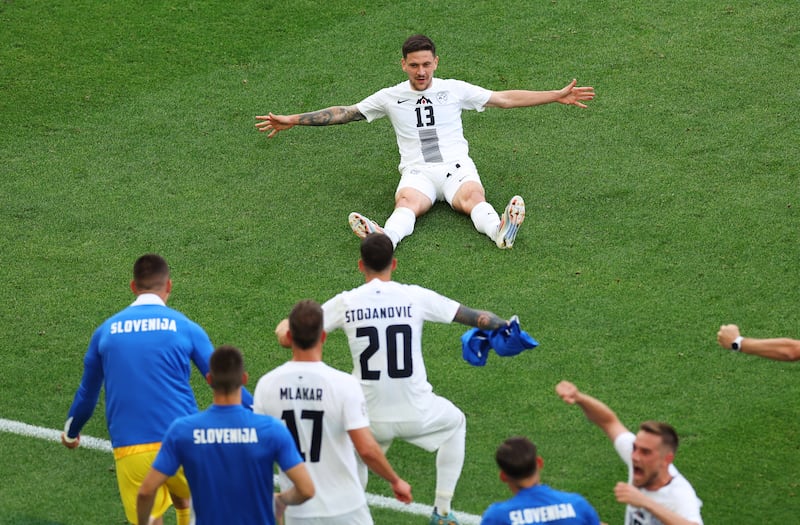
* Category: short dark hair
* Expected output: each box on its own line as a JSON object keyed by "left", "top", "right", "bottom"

{"left": 360, "top": 233, "right": 394, "bottom": 272}
{"left": 402, "top": 34, "right": 436, "bottom": 58}
{"left": 132, "top": 254, "right": 170, "bottom": 291}
{"left": 495, "top": 436, "right": 538, "bottom": 480}
{"left": 289, "top": 299, "right": 324, "bottom": 350}
{"left": 209, "top": 345, "right": 245, "bottom": 394}
{"left": 639, "top": 420, "right": 679, "bottom": 453}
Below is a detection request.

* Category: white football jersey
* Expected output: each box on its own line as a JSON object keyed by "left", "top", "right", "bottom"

{"left": 356, "top": 78, "right": 492, "bottom": 171}
{"left": 254, "top": 361, "right": 370, "bottom": 520}
{"left": 614, "top": 432, "right": 704, "bottom": 525}
{"left": 322, "top": 278, "right": 461, "bottom": 422}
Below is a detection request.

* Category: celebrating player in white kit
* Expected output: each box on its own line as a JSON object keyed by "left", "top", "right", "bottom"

{"left": 556, "top": 381, "right": 703, "bottom": 525}
{"left": 257, "top": 34, "right": 594, "bottom": 250}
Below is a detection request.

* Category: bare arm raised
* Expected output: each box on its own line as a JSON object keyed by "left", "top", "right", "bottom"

{"left": 486, "top": 79, "right": 595, "bottom": 109}
{"left": 255, "top": 105, "right": 366, "bottom": 138}
{"left": 555, "top": 380, "right": 628, "bottom": 442}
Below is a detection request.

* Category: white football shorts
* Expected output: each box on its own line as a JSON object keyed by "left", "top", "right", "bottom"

{"left": 369, "top": 394, "right": 465, "bottom": 452}
{"left": 285, "top": 504, "right": 373, "bottom": 525}
{"left": 396, "top": 158, "right": 482, "bottom": 206}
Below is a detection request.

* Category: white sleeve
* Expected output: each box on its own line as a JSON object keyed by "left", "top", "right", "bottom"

{"left": 671, "top": 479, "right": 704, "bottom": 524}
{"left": 356, "top": 88, "right": 390, "bottom": 123}
{"left": 451, "top": 79, "right": 492, "bottom": 111}
{"left": 613, "top": 431, "right": 636, "bottom": 470}
{"left": 663, "top": 468, "right": 704, "bottom": 524}
{"left": 251, "top": 375, "right": 269, "bottom": 415}
{"left": 322, "top": 293, "right": 346, "bottom": 333}
{"left": 410, "top": 285, "right": 461, "bottom": 323}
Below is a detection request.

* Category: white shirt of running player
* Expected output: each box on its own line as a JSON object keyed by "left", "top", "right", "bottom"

{"left": 614, "top": 432, "right": 704, "bottom": 525}
{"left": 356, "top": 78, "right": 492, "bottom": 171}
{"left": 253, "top": 361, "right": 371, "bottom": 519}
{"left": 322, "top": 278, "right": 460, "bottom": 422}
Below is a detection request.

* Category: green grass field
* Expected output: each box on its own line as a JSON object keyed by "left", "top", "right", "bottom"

{"left": 1, "top": 1, "right": 798, "bottom": 523}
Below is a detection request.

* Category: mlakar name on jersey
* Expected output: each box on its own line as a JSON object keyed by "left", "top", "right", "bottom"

{"left": 508, "top": 503, "right": 577, "bottom": 525}
{"left": 193, "top": 427, "right": 258, "bottom": 444}
{"left": 344, "top": 305, "right": 413, "bottom": 323}
{"left": 109, "top": 318, "right": 178, "bottom": 334}
{"left": 280, "top": 387, "right": 323, "bottom": 401}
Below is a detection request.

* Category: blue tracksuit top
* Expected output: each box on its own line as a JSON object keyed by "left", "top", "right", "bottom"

{"left": 65, "top": 294, "right": 253, "bottom": 448}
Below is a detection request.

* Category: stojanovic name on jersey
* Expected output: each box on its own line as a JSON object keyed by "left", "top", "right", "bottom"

{"left": 509, "top": 503, "right": 577, "bottom": 524}
{"left": 110, "top": 318, "right": 178, "bottom": 334}
{"left": 344, "top": 305, "right": 413, "bottom": 323}
{"left": 193, "top": 427, "right": 258, "bottom": 444}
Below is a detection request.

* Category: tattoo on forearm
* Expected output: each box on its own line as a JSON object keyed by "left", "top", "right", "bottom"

{"left": 454, "top": 306, "right": 506, "bottom": 330}
{"left": 298, "top": 106, "right": 365, "bottom": 126}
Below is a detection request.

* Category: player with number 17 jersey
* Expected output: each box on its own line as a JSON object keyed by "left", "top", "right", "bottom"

{"left": 254, "top": 360, "right": 371, "bottom": 522}
{"left": 322, "top": 278, "right": 460, "bottom": 422}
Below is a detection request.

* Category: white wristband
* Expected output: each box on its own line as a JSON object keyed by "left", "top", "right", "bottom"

{"left": 731, "top": 336, "right": 744, "bottom": 351}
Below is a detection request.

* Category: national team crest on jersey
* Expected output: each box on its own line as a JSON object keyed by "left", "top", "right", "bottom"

{"left": 415, "top": 96, "right": 433, "bottom": 105}
{"left": 436, "top": 91, "right": 448, "bottom": 104}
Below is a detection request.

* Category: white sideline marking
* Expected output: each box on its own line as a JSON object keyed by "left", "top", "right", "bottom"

{"left": 0, "top": 417, "right": 481, "bottom": 524}
{"left": 1, "top": 417, "right": 113, "bottom": 452}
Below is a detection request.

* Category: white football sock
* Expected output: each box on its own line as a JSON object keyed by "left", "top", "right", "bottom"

{"left": 383, "top": 206, "right": 416, "bottom": 248}
{"left": 433, "top": 415, "right": 466, "bottom": 515}
{"left": 470, "top": 201, "right": 501, "bottom": 241}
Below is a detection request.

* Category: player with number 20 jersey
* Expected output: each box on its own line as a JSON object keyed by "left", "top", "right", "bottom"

{"left": 322, "top": 279, "right": 460, "bottom": 423}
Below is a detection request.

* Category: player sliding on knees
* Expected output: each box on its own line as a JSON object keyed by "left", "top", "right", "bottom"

{"left": 256, "top": 34, "right": 594, "bottom": 250}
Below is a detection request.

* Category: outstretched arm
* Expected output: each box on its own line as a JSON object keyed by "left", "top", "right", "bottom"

{"left": 717, "top": 324, "right": 800, "bottom": 361}
{"left": 255, "top": 105, "right": 366, "bottom": 138}
{"left": 556, "top": 380, "right": 628, "bottom": 442}
{"left": 485, "top": 79, "right": 595, "bottom": 109}
{"left": 453, "top": 305, "right": 508, "bottom": 331}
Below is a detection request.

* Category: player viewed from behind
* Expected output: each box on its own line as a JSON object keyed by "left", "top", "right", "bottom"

{"left": 276, "top": 233, "right": 514, "bottom": 525}
{"left": 556, "top": 381, "right": 703, "bottom": 525}
{"left": 255, "top": 299, "right": 412, "bottom": 525}
{"left": 716, "top": 323, "right": 800, "bottom": 361}
{"left": 480, "top": 436, "right": 602, "bottom": 525}
{"left": 62, "top": 253, "right": 252, "bottom": 525}
{"left": 257, "top": 34, "right": 594, "bottom": 250}
{"left": 138, "top": 345, "right": 314, "bottom": 525}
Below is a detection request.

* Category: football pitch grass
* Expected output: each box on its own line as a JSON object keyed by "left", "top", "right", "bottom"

{"left": 1, "top": 1, "right": 798, "bottom": 523}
